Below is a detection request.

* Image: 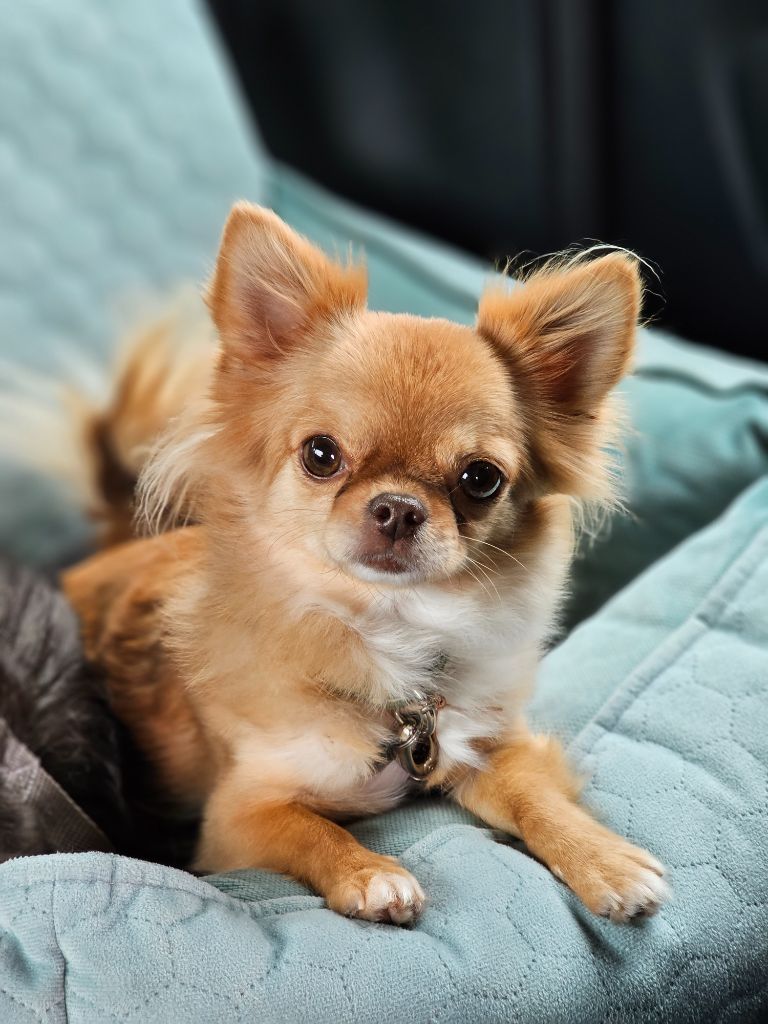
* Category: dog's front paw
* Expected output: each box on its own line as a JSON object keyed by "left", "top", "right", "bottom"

{"left": 326, "top": 857, "right": 425, "bottom": 925}
{"left": 562, "top": 833, "right": 670, "bottom": 923}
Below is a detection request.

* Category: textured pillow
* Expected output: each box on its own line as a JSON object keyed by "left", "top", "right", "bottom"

{"left": 1, "top": 475, "right": 766, "bottom": 1022}
{"left": 0, "top": 0, "right": 269, "bottom": 376}
{"left": 0, "top": 0, "right": 271, "bottom": 566}
{"left": 532, "top": 471, "right": 768, "bottom": 736}
{"left": 568, "top": 334, "right": 768, "bottom": 626}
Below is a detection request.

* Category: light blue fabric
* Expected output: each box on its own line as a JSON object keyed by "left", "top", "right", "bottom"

{"left": 2, "top": 0, "right": 768, "bottom": 594}
{"left": 1, "top": 1, "right": 768, "bottom": 1020}
{"left": 0, "top": 0, "right": 272, "bottom": 564}
{"left": 1, "top": 477, "right": 767, "bottom": 1021}
{"left": 532, "top": 468, "right": 768, "bottom": 738}
{"left": 0, "top": 0, "right": 270, "bottom": 374}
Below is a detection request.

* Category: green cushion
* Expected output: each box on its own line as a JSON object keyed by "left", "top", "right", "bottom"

{"left": 0, "top": 0, "right": 273, "bottom": 566}
{"left": 1, "top": 1, "right": 768, "bottom": 1020}
{"left": 2, "top": 476, "right": 767, "bottom": 1021}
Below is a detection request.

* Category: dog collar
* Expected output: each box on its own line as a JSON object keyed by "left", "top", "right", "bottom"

{"left": 389, "top": 689, "right": 446, "bottom": 781}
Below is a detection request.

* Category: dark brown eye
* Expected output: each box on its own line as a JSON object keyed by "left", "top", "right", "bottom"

{"left": 459, "top": 460, "right": 503, "bottom": 501}
{"left": 301, "top": 435, "right": 342, "bottom": 478}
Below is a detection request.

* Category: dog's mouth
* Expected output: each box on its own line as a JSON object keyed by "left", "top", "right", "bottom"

{"left": 325, "top": 524, "right": 460, "bottom": 586}
{"left": 343, "top": 542, "right": 432, "bottom": 585}
{"left": 356, "top": 550, "right": 413, "bottom": 575}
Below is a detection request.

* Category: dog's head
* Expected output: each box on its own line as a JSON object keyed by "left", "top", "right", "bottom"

{"left": 152, "top": 204, "right": 640, "bottom": 594}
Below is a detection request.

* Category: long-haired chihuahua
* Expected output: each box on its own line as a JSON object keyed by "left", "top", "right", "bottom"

{"left": 64, "top": 203, "right": 669, "bottom": 924}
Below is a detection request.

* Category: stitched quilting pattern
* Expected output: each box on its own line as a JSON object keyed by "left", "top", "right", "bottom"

{"left": 1, "top": 486, "right": 767, "bottom": 1022}
{"left": 0, "top": 0, "right": 270, "bottom": 567}
{"left": 0, "top": 0, "right": 267, "bottom": 378}
{"left": 0, "top": 2, "right": 767, "bottom": 1014}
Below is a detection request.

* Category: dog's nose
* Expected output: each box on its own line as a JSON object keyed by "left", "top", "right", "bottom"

{"left": 369, "top": 493, "right": 427, "bottom": 542}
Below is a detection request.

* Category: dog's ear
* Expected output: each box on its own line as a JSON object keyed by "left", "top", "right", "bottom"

{"left": 207, "top": 202, "right": 367, "bottom": 361}
{"left": 477, "top": 253, "right": 641, "bottom": 496}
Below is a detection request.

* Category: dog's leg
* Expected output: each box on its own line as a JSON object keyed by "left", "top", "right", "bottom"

{"left": 196, "top": 779, "right": 424, "bottom": 924}
{"left": 452, "top": 732, "right": 669, "bottom": 922}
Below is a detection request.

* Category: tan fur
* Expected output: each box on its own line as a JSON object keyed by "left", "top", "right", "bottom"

{"left": 89, "top": 295, "right": 217, "bottom": 544}
{"left": 454, "top": 735, "right": 668, "bottom": 922}
{"left": 63, "top": 203, "right": 668, "bottom": 924}
{"left": 477, "top": 254, "right": 640, "bottom": 501}
{"left": 63, "top": 530, "right": 214, "bottom": 806}
{"left": 199, "top": 799, "right": 424, "bottom": 923}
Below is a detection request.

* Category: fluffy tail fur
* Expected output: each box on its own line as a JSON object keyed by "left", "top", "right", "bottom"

{"left": 0, "top": 290, "right": 216, "bottom": 549}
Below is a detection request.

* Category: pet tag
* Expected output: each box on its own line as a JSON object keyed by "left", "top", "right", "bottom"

{"left": 391, "top": 690, "right": 445, "bottom": 781}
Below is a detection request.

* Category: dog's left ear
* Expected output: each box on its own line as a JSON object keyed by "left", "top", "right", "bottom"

{"left": 477, "top": 253, "right": 641, "bottom": 496}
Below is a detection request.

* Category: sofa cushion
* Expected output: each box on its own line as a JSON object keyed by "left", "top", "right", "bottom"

{"left": 0, "top": 0, "right": 271, "bottom": 566}
{"left": 2, "top": 476, "right": 767, "bottom": 1022}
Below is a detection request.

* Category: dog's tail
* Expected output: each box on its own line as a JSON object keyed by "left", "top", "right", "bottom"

{"left": 0, "top": 290, "right": 217, "bottom": 550}
{"left": 86, "top": 293, "right": 217, "bottom": 545}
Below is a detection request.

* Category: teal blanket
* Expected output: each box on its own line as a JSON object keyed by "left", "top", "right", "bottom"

{"left": 1, "top": 1, "right": 767, "bottom": 1020}
{"left": 2, "top": 477, "right": 767, "bottom": 1022}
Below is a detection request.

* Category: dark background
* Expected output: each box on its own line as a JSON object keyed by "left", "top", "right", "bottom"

{"left": 207, "top": 0, "right": 767, "bottom": 361}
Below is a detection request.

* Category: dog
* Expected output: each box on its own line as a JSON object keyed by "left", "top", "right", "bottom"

{"left": 62, "top": 203, "right": 669, "bottom": 924}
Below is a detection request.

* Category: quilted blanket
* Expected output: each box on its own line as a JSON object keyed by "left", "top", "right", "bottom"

{"left": 1, "top": 1, "right": 767, "bottom": 1021}
{"left": 1, "top": 476, "right": 766, "bottom": 1022}
{"left": 0, "top": 0, "right": 270, "bottom": 567}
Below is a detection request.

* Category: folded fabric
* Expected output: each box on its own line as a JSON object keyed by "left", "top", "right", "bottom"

{"left": 1, "top": 5, "right": 767, "bottom": 1018}
{"left": 532, "top": 469, "right": 768, "bottom": 737}
{"left": 0, "top": 559, "right": 128, "bottom": 860}
{"left": 2, "top": 476, "right": 766, "bottom": 1022}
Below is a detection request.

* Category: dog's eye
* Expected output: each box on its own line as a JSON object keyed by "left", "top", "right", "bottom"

{"left": 301, "top": 435, "right": 343, "bottom": 478}
{"left": 459, "top": 460, "right": 503, "bottom": 501}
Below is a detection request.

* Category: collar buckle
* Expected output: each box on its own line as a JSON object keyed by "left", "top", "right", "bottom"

{"left": 391, "top": 689, "right": 445, "bottom": 781}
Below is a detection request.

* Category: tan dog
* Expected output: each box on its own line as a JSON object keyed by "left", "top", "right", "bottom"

{"left": 63, "top": 203, "right": 669, "bottom": 925}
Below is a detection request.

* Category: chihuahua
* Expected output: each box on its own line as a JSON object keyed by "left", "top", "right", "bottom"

{"left": 63, "top": 203, "right": 669, "bottom": 924}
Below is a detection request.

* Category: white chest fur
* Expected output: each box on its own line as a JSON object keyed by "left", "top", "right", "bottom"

{"left": 216, "top": 573, "right": 555, "bottom": 819}
{"left": 347, "top": 583, "right": 548, "bottom": 774}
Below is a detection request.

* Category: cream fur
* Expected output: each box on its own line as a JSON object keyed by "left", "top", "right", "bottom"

{"left": 63, "top": 203, "right": 668, "bottom": 925}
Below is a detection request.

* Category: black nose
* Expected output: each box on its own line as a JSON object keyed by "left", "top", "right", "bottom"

{"left": 369, "top": 493, "right": 427, "bottom": 541}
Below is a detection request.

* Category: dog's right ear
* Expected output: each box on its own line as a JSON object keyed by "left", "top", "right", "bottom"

{"left": 207, "top": 203, "right": 367, "bottom": 362}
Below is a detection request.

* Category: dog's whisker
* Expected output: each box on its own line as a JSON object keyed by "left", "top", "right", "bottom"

{"left": 463, "top": 562, "right": 492, "bottom": 603}
{"left": 467, "top": 551, "right": 502, "bottom": 577}
{"left": 465, "top": 556, "right": 501, "bottom": 603}
{"left": 469, "top": 538, "right": 529, "bottom": 572}
{"left": 264, "top": 524, "right": 313, "bottom": 558}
